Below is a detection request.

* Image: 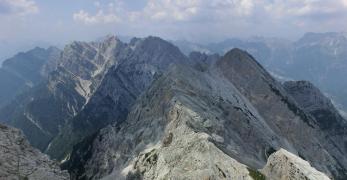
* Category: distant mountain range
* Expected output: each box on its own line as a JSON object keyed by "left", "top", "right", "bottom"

{"left": 0, "top": 33, "right": 346, "bottom": 180}
{"left": 0, "top": 47, "right": 61, "bottom": 108}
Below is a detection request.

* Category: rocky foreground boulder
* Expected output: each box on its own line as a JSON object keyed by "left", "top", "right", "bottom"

{"left": 262, "top": 149, "right": 330, "bottom": 180}
{"left": 0, "top": 123, "right": 69, "bottom": 180}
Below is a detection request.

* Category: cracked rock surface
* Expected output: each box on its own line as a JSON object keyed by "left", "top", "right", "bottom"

{"left": 0, "top": 123, "right": 69, "bottom": 180}
{"left": 261, "top": 148, "right": 330, "bottom": 180}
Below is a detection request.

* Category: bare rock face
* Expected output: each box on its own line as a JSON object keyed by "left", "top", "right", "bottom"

{"left": 283, "top": 80, "right": 347, "bottom": 178}
{"left": 0, "top": 36, "right": 128, "bottom": 153}
{"left": 261, "top": 149, "right": 330, "bottom": 180}
{"left": 0, "top": 123, "right": 69, "bottom": 180}
{"left": 48, "top": 36, "right": 190, "bottom": 160}
{"left": 283, "top": 80, "right": 347, "bottom": 131}
{"left": 215, "top": 49, "right": 347, "bottom": 179}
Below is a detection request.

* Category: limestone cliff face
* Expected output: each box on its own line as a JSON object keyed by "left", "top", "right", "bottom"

{"left": 283, "top": 80, "right": 347, "bottom": 178}
{"left": 0, "top": 123, "right": 69, "bottom": 180}
{"left": 261, "top": 149, "right": 330, "bottom": 180}
{"left": 48, "top": 36, "right": 190, "bottom": 160}
{"left": 0, "top": 36, "right": 127, "bottom": 152}
{"left": 215, "top": 49, "right": 347, "bottom": 179}
{"left": 283, "top": 80, "right": 347, "bottom": 132}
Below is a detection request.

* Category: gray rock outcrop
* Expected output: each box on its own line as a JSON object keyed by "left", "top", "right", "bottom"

{"left": 0, "top": 123, "right": 69, "bottom": 180}
{"left": 261, "top": 148, "right": 330, "bottom": 180}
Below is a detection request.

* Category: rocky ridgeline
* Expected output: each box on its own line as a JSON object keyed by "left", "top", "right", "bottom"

{"left": 0, "top": 47, "right": 61, "bottom": 108}
{"left": 64, "top": 49, "right": 343, "bottom": 180}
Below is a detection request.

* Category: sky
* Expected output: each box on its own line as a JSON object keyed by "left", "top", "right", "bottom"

{"left": 1, "top": 0, "right": 347, "bottom": 60}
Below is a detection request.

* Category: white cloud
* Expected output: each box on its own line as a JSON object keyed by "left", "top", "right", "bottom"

{"left": 0, "top": 0, "right": 39, "bottom": 16}
{"left": 73, "top": 10, "right": 121, "bottom": 25}
{"left": 70, "top": 0, "right": 347, "bottom": 40}
{"left": 341, "top": 0, "right": 347, "bottom": 6}
{"left": 142, "top": 0, "right": 199, "bottom": 21}
{"left": 141, "top": 0, "right": 255, "bottom": 21}
{"left": 264, "top": 0, "right": 347, "bottom": 18}
{"left": 73, "top": 0, "right": 256, "bottom": 24}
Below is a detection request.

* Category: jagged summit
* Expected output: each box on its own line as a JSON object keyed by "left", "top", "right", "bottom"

{"left": 0, "top": 36, "right": 128, "bottom": 151}
{"left": 46, "top": 35, "right": 190, "bottom": 160}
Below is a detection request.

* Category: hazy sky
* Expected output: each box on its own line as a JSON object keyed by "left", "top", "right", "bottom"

{"left": 1, "top": 0, "right": 347, "bottom": 56}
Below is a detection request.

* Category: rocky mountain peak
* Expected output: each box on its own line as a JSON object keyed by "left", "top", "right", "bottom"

{"left": 57, "top": 36, "right": 126, "bottom": 90}
{"left": 0, "top": 46, "right": 61, "bottom": 108}
{"left": 296, "top": 32, "right": 347, "bottom": 48}
{"left": 215, "top": 48, "right": 347, "bottom": 178}
{"left": 2, "top": 46, "right": 59, "bottom": 72}
{"left": 219, "top": 48, "right": 263, "bottom": 67}
{"left": 216, "top": 48, "right": 275, "bottom": 85}
{"left": 130, "top": 36, "right": 186, "bottom": 58}
{"left": 46, "top": 36, "right": 190, "bottom": 160}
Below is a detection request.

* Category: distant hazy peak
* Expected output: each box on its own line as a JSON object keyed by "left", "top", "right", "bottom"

{"left": 129, "top": 36, "right": 179, "bottom": 49}
{"left": 296, "top": 32, "right": 347, "bottom": 47}
{"left": 2, "top": 46, "right": 60, "bottom": 67}
{"left": 302, "top": 32, "right": 346, "bottom": 39}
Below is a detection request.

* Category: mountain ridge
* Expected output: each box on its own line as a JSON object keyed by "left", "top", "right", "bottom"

{"left": 64, "top": 48, "right": 346, "bottom": 179}
{"left": 0, "top": 35, "right": 346, "bottom": 179}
